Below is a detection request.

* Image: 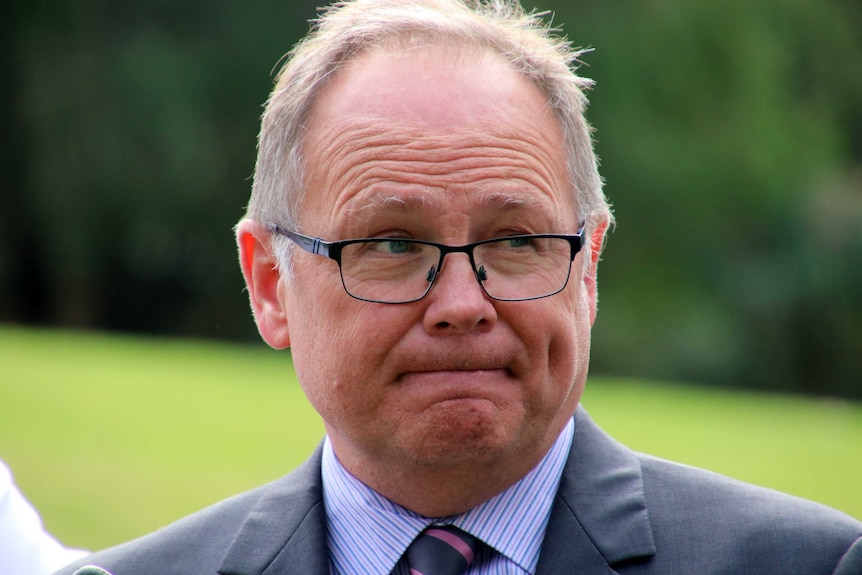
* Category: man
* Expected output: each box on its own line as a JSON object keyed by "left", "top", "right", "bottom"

{"left": 59, "top": 1, "right": 862, "bottom": 574}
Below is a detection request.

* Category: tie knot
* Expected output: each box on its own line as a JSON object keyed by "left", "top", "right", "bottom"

{"left": 405, "top": 525, "right": 481, "bottom": 575}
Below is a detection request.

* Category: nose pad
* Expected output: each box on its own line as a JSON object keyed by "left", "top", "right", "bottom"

{"left": 476, "top": 265, "right": 487, "bottom": 282}
{"left": 427, "top": 262, "right": 485, "bottom": 285}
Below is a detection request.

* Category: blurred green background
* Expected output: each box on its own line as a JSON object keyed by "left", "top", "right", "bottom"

{"left": 1, "top": 0, "right": 861, "bottom": 555}
{"left": 2, "top": 0, "right": 861, "bottom": 396}
{"left": 1, "top": 327, "right": 860, "bottom": 550}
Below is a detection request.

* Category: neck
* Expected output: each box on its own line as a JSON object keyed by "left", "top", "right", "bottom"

{"left": 364, "top": 464, "right": 531, "bottom": 518}
{"left": 329, "top": 425, "right": 566, "bottom": 517}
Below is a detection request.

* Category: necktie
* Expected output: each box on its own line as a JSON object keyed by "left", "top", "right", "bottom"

{"left": 404, "top": 525, "right": 481, "bottom": 575}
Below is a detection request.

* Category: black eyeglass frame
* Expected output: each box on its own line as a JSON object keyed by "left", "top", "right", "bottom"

{"left": 267, "top": 223, "right": 587, "bottom": 304}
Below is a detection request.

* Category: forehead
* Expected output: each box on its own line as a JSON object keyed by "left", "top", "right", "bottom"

{"left": 312, "top": 43, "right": 550, "bottom": 128}
{"left": 299, "top": 45, "right": 574, "bottom": 229}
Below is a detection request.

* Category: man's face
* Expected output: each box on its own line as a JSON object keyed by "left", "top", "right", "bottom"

{"left": 276, "top": 46, "right": 598, "bottom": 500}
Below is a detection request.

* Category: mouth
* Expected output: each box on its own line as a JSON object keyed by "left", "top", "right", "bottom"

{"left": 395, "top": 367, "right": 514, "bottom": 395}
{"left": 396, "top": 352, "right": 513, "bottom": 374}
{"left": 393, "top": 347, "right": 522, "bottom": 396}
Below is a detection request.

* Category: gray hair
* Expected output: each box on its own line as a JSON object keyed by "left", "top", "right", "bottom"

{"left": 244, "top": 0, "right": 613, "bottom": 267}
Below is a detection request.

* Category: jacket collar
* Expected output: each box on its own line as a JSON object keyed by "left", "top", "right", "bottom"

{"left": 537, "top": 406, "right": 656, "bottom": 574}
{"left": 218, "top": 447, "right": 330, "bottom": 575}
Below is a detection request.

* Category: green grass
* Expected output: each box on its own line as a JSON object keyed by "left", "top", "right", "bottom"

{"left": 1, "top": 325, "right": 860, "bottom": 552}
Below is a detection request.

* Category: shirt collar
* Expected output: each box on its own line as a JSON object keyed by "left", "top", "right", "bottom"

{"left": 322, "top": 417, "right": 574, "bottom": 574}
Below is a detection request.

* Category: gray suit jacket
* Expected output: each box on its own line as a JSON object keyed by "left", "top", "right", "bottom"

{"left": 57, "top": 408, "right": 862, "bottom": 575}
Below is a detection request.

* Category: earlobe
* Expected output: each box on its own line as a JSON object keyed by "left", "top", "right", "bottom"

{"left": 236, "top": 219, "right": 291, "bottom": 349}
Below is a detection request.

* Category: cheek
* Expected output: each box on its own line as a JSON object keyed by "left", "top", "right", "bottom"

{"left": 286, "top": 269, "right": 355, "bottom": 409}
{"left": 537, "top": 290, "right": 592, "bottom": 401}
{"left": 288, "top": 287, "right": 407, "bottom": 416}
{"left": 567, "top": 287, "right": 594, "bottom": 373}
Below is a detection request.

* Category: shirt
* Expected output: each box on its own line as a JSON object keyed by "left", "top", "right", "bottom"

{"left": 322, "top": 417, "right": 574, "bottom": 575}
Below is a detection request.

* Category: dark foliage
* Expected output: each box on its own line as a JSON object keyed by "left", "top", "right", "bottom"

{"left": 2, "top": 0, "right": 860, "bottom": 398}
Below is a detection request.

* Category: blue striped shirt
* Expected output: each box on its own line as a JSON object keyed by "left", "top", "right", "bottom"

{"left": 322, "top": 417, "right": 574, "bottom": 575}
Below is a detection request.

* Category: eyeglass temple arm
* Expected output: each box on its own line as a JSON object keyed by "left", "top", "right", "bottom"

{"left": 571, "top": 221, "right": 587, "bottom": 259}
{"left": 268, "top": 225, "right": 334, "bottom": 259}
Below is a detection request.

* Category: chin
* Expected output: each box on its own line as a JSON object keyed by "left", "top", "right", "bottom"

{"left": 399, "top": 400, "right": 524, "bottom": 466}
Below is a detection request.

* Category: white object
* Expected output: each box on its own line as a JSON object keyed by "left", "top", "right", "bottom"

{"left": 0, "top": 459, "right": 88, "bottom": 575}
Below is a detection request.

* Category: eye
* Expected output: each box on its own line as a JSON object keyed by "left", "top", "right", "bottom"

{"left": 503, "top": 236, "right": 532, "bottom": 248}
{"left": 380, "top": 239, "right": 411, "bottom": 254}
{"left": 483, "top": 235, "right": 544, "bottom": 255}
{"left": 360, "top": 238, "right": 419, "bottom": 257}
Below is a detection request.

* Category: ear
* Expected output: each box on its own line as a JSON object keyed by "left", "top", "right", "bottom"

{"left": 236, "top": 219, "right": 291, "bottom": 349}
{"left": 584, "top": 221, "right": 609, "bottom": 326}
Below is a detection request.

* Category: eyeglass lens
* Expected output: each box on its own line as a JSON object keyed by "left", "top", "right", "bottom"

{"left": 338, "top": 237, "right": 572, "bottom": 303}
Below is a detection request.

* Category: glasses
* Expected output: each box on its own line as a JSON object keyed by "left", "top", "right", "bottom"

{"left": 268, "top": 224, "right": 586, "bottom": 304}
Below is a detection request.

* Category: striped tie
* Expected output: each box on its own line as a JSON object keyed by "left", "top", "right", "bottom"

{"left": 405, "top": 525, "right": 481, "bottom": 575}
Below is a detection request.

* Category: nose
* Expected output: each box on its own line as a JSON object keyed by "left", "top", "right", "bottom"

{"left": 422, "top": 253, "right": 497, "bottom": 334}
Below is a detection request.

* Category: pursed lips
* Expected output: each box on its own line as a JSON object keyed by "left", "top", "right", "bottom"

{"left": 395, "top": 352, "right": 513, "bottom": 374}
{"left": 392, "top": 347, "right": 521, "bottom": 390}
{"left": 395, "top": 367, "right": 513, "bottom": 389}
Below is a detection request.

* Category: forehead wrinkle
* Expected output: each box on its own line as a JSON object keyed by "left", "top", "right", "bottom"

{"left": 311, "top": 127, "right": 564, "bottom": 194}
{"left": 351, "top": 190, "right": 528, "bottom": 213}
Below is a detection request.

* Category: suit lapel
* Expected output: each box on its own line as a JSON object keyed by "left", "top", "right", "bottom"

{"left": 218, "top": 446, "right": 330, "bottom": 575}
{"left": 537, "top": 407, "right": 656, "bottom": 574}
{"left": 215, "top": 407, "right": 655, "bottom": 575}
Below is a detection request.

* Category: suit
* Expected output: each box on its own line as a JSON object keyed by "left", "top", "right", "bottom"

{"left": 57, "top": 407, "right": 862, "bottom": 575}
